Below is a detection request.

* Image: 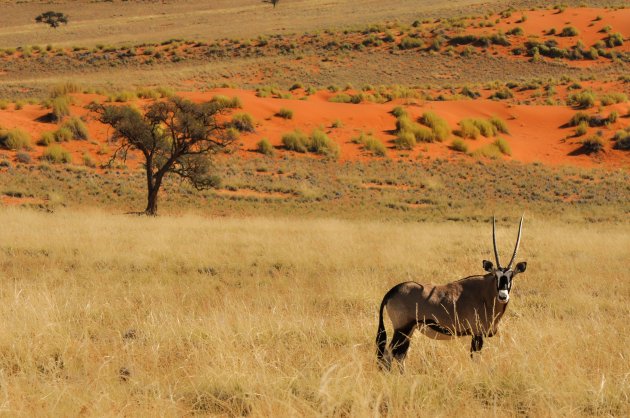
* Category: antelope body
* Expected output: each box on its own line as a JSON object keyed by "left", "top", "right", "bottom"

{"left": 376, "top": 217, "right": 527, "bottom": 370}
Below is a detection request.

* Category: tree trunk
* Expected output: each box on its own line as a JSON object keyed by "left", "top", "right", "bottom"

{"left": 144, "top": 166, "right": 163, "bottom": 216}
{"left": 145, "top": 185, "right": 159, "bottom": 216}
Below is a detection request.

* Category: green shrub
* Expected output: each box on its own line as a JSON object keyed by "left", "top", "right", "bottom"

{"left": 42, "top": 145, "right": 72, "bottom": 163}
{"left": 560, "top": 26, "right": 579, "bottom": 37}
{"left": 16, "top": 152, "right": 32, "bottom": 164}
{"left": 613, "top": 128, "right": 630, "bottom": 150}
{"left": 494, "top": 138, "right": 511, "bottom": 155}
{"left": 51, "top": 95, "right": 71, "bottom": 121}
{"left": 568, "top": 91, "right": 596, "bottom": 109}
{"left": 211, "top": 95, "right": 242, "bottom": 108}
{"left": 37, "top": 131, "right": 56, "bottom": 146}
{"left": 62, "top": 117, "right": 90, "bottom": 140}
{"left": 391, "top": 106, "right": 407, "bottom": 118}
{"left": 257, "top": 138, "right": 275, "bottom": 156}
{"left": 282, "top": 130, "right": 309, "bottom": 153}
{"left": 399, "top": 37, "right": 424, "bottom": 50}
{"left": 329, "top": 94, "right": 352, "bottom": 103}
{"left": 472, "top": 143, "right": 502, "bottom": 159}
{"left": 0, "top": 128, "right": 31, "bottom": 150}
{"left": 489, "top": 116, "right": 509, "bottom": 134}
{"left": 472, "top": 119, "right": 496, "bottom": 137}
{"left": 606, "top": 32, "right": 624, "bottom": 47}
{"left": 54, "top": 127, "right": 73, "bottom": 142}
{"left": 455, "top": 119, "right": 480, "bottom": 139}
{"left": 568, "top": 111, "right": 590, "bottom": 127}
{"left": 331, "top": 119, "right": 343, "bottom": 128}
{"left": 420, "top": 111, "right": 450, "bottom": 141}
{"left": 82, "top": 153, "right": 96, "bottom": 168}
{"left": 309, "top": 129, "right": 339, "bottom": 158}
{"left": 600, "top": 92, "right": 627, "bottom": 106}
{"left": 575, "top": 121, "right": 588, "bottom": 136}
{"left": 0, "top": 99, "right": 8, "bottom": 110}
{"left": 231, "top": 112, "right": 255, "bottom": 132}
{"left": 580, "top": 136, "right": 604, "bottom": 154}
{"left": 450, "top": 138, "right": 468, "bottom": 152}
{"left": 506, "top": 26, "right": 524, "bottom": 36}
{"left": 394, "top": 130, "right": 416, "bottom": 150}
{"left": 275, "top": 108, "right": 294, "bottom": 119}
{"left": 489, "top": 89, "right": 513, "bottom": 100}
{"left": 396, "top": 115, "right": 434, "bottom": 142}
{"left": 363, "top": 136, "right": 387, "bottom": 157}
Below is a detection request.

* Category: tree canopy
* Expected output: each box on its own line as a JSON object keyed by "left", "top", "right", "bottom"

{"left": 35, "top": 11, "right": 69, "bottom": 29}
{"left": 90, "top": 96, "right": 240, "bottom": 215}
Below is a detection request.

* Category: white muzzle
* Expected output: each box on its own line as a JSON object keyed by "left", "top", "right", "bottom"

{"left": 497, "top": 290, "right": 510, "bottom": 303}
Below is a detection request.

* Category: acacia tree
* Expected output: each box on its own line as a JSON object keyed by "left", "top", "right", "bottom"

{"left": 90, "top": 97, "right": 239, "bottom": 215}
{"left": 35, "top": 11, "right": 69, "bottom": 28}
{"left": 262, "top": 0, "right": 280, "bottom": 8}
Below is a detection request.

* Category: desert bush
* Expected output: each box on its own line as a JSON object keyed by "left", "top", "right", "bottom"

{"left": 256, "top": 138, "right": 275, "bottom": 156}
{"left": 62, "top": 117, "right": 90, "bottom": 140}
{"left": 15, "top": 152, "right": 32, "bottom": 164}
{"left": 231, "top": 113, "right": 255, "bottom": 132}
{"left": 399, "top": 37, "right": 424, "bottom": 50}
{"left": 54, "top": 127, "right": 74, "bottom": 142}
{"left": 613, "top": 128, "right": 630, "bottom": 150}
{"left": 420, "top": 112, "right": 450, "bottom": 141}
{"left": 568, "top": 91, "right": 596, "bottom": 109}
{"left": 211, "top": 95, "right": 242, "bottom": 108}
{"left": 108, "top": 91, "right": 137, "bottom": 103}
{"left": 580, "top": 136, "right": 604, "bottom": 154}
{"left": 281, "top": 130, "right": 309, "bottom": 153}
{"left": 472, "top": 119, "right": 496, "bottom": 137}
{"left": 606, "top": 33, "right": 624, "bottom": 47}
{"left": 494, "top": 138, "right": 511, "bottom": 155}
{"left": 559, "top": 26, "right": 579, "bottom": 37}
{"left": 575, "top": 121, "right": 588, "bottom": 136}
{"left": 450, "top": 138, "right": 468, "bottom": 152}
{"left": 309, "top": 129, "right": 340, "bottom": 158}
{"left": 82, "top": 153, "right": 96, "bottom": 168}
{"left": 0, "top": 99, "right": 8, "bottom": 110}
{"left": 37, "top": 131, "right": 56, "bottom": 146}
{"left": 391, "top": 106, "right": 407, "bottom": 118}
{"left": 42, "top": 145, "right": 72, "bottom": 163}
{"left": 14, "top": 100, "right": 25, "bottom": 110}
{"left": 454, "top": 119, "right": 480, "bottom": 139}
{"left": 506, "top": 26, "right": 524, "bottom": 36}
{"left": 0, "top": 128, "right": 31, "bottom": 150}
{"left": 51, "top": 95, "right": 71, "bottom": 121}
{"left": 50, "top": 82, "right": 79, "bottom": 98}
{"left": 600, "top": 92, "right": 627, "bottom": 106}
{"left": 329, "top": 94, "right": 352, "bottom": 103}
{"left": 394, "top": 130, "right": 416, "bottom": 150}
{"left": 331, "top": 119, "right": 343, "bottom": 128}
{"left": 489, "top": 116, "right": 509, "bottom": 134}
{"left": 568, "top": 111, "right": 590, "bottom": 127}
{"left": 489, "top": 89, "right": 513, "bottom": 100}
{"left": 136, "top": 88, "right": 161, "bottom": 100}
{"left": 363, "top": 136, "right": 387, "bottom": 156}
{"left": 275, "top": 108, "right": 294, "bottom": 119}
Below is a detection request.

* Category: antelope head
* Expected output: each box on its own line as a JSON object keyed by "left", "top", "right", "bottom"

{"left": 482, "top": 216, "right": 527, "bottom": 304}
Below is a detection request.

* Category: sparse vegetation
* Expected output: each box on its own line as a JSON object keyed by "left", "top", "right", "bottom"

{"left": 559, "top": 26, "right": 579, "bottom": 37}
{"left": 0, "top": 128, "right": 31, "bottom": 150}
{"left": 450, "top": 138, "right": 468, "bottom": 152}
{"left": 42, "top": 144, "right": 72, "bottom": 163}
{"left": 62, "top": 117, "right": 90, "bottom": 140}
{"left": 231, "top": 112, "right": 256, "bottom": 132}
{"left": 275, "top": 108, "right": 294, "bottom": 119}
{"left": 420, "top": 112, "right": 450, "bottom": 142}
{"left": 580, "top": 136, "right": 604, "bottom": 154}
{"left": 256, "top": 138, "right": 275, "bottom": 156}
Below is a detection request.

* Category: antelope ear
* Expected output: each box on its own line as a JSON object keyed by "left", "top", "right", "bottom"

{"left": 483, "top": 260, "right": 494, "bottom": 272}
{"left": 515, "top": 262, "right": 527, "bottom": 274}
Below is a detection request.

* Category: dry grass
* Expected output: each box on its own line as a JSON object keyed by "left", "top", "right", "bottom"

{"left": 0, "top": 208, "right": 628, "bottom": 416}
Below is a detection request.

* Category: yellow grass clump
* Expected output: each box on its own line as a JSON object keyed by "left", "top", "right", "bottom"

{"left": 0, "top": 209, "right": 628, "bottom": 416}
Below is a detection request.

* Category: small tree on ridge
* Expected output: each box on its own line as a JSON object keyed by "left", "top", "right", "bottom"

{"left": 35, "top": 11, "right": 69, "bottom": 29}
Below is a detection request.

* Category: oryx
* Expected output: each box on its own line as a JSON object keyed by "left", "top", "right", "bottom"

{"left": 376, "top": 216, "right": 527, "bottom": 370}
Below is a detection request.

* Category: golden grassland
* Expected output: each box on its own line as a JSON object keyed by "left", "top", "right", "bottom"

{"left": 0, "top": 208, "right": 628, "bottom": 416}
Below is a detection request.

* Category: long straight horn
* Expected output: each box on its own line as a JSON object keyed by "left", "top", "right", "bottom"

{"left": 507, "top": 216, "right": 524, "bottom": 269}
{"left": 492, "top": 216, "right": 501, "bottom": 268}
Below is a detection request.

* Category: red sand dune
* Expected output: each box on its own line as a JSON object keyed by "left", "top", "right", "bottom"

{"left": 1, "top": 87, "right": 629, "bottom": 170}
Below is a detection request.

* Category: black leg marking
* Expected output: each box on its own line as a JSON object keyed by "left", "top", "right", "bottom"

{"left": 389, "top": 324, "right": 415, "bottom": 367}
{"left": 470, "top": 335, "right": 484, "bottom": 357}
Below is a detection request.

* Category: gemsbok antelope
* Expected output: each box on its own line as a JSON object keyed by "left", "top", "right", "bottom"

{"left": 376, "top": 216, "right": 527, "bottom": 370}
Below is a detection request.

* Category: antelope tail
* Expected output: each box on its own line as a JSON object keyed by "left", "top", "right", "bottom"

{"left": 376, "top": 295, "right": 388, "bottom": 364}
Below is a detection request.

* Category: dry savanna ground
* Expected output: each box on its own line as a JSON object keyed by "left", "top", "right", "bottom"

{"left": 0, "top": 209, "right": 628, "bottom": 416}
{"left": 0, "top": 1, "right": 629, "bottom": 417}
